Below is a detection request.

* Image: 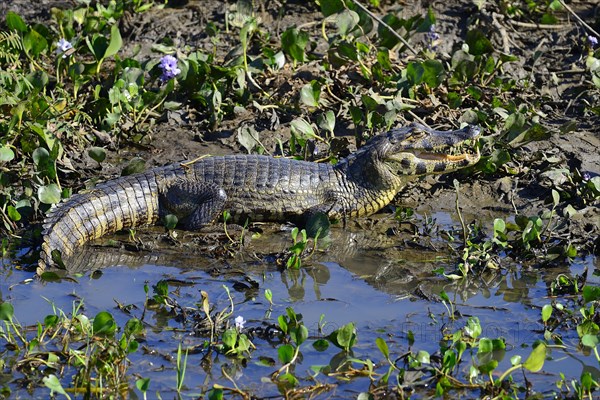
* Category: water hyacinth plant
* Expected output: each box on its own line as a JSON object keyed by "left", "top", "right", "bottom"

{"left": 55, "top": 38, "right": 73, "bottom": 58}
{"left": 158, "top": 54, "right": 181, "bottom": 81}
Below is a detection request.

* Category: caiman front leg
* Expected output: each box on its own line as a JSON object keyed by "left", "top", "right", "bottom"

{"left": 159, "top": 179, "right": 228, "bottom": 229}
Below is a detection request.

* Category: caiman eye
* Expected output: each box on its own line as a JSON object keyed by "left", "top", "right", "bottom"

{"left": 408, "top": 129, "right": 426, "bottom": 140}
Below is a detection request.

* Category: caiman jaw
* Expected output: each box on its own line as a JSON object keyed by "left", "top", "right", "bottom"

{"left": 413, "top": 146, "right": 481, "bottom": 163}
{"left": 386, "top": 136, "right": 481, "bottom": 176}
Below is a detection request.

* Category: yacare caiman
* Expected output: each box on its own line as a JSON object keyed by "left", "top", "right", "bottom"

{"left": 38, "top": 123, "right": 481, "bottom": 275}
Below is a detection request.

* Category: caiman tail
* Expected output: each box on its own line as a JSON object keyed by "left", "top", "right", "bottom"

{"left": 38, "top": 168, "right": 167, "bottom": 275}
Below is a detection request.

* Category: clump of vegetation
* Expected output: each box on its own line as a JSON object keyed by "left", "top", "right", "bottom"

{"left": 1, "top": 0, "right": 599, "bottom": 398}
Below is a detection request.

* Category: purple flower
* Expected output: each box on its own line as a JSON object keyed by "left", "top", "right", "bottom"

{"left": 159, "top": 55, "right": 181, "bottom": 81}
{"left": 234, "top": 315, "right": 246, "bottom": 330}
{"left": 56, "top": 38, "right": 73, "bottom": 58}
{"left": 424, "top": 24, "right": 440, "bottom": 51}
{"left": 583, "top": 172, "right": 591, "bottom": 181}
{"left": 588, "top": 35, "right": 598, "bottom": 49}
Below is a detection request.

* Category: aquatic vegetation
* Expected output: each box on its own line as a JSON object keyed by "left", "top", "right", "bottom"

{"left": 0, "top": 0, "right": 599, "bottom": 398}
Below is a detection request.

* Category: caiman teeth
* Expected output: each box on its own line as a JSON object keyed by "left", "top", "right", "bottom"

{"left": 414, "top": 151, "right": 469, "bottom": 161}
{"left": 415, "top": 145, "right": 480, "bottom": 162}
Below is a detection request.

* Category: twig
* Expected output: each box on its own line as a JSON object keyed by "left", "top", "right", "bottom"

{"left": 507, "top": 20, "right": 570, "bottom": 30}
{"left": 350, "top": 0, "right": 418, "bottom": 55}
{"left": 558, "top": 0, "right": 600, "bottom": 38}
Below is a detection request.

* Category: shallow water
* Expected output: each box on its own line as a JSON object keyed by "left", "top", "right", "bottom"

{"left": 1, "top": 211, "right": 599, "bottom": 398}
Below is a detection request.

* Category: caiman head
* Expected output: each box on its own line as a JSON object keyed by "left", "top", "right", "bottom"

{"left": 342, "top": 123, "right": 481, "bottom": 189}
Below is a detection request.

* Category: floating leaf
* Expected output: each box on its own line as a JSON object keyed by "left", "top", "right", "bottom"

{"left": 415, "top": 350, "right": 430, "bottom": 364}
{"left": 0, "top": 302, "right": 14, "bottom": 321}
{"left": 541, "top": 304, "right": 553, "bottom": 322}
{"left": 93, "top": 311, "right": 117, "bottom": 336}
{"left": 465, "top": 317, "right": 482, "bottom": 339}
{"left": 522, "top": 342, "right": 547, "bottom": 372}
{"left": 277, "top": 344, "right": 294, "bottom": 364}
{"left": 583, "top": 286, "right": 600, "bottom": 303}
{"left": 581, "top": 334, "right": 599, "bottom": 349}
{"left": 43, "top": 375, "right": 69, "bottom": 397}
{"left": 312, "top": 339, "right": 329, "bottom": 351}
{"left": 136, "top": 378, "right": 150, "bottom": 393}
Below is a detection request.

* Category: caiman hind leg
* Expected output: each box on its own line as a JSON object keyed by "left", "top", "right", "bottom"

{"left": 160, "top": 180, "right": 228, "bottom": 229}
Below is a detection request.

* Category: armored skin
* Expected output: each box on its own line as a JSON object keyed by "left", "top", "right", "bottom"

{"left": 38, "top": 123, "right": 481, "bottom": 274}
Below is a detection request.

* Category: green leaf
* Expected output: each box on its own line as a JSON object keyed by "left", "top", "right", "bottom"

{"left": 290, "top": 117, "right": 319, "bottom": 140}
{"left": 465, "top": 29, "right": 494, "bottom": 55}
{"left": 300, "top": 83, "right": 319, "bottom": 107}
{"left": 43, "top": 375, "right": 69, "bottom": 397}
{"left": 208, "top": 388, "right": 224, "bottom": 400}
{"left": 121, "top": 157, "right": 145, "bottom": 176}
{"left": 88, "top": 147, "right": 106, "bottom": 164}
{"left": 38, "top": 184, "right": 61, "bottom": 204}
{"left": 305, "top": 211, "right": 330, "bottom": 238}
{"left": 415, "top": 350, "right": 430, "bottom": 364}
{"left": 541, "top": 304, "right": 553, "bottom": 322}
{"left": 336, "top": 322, "right": 357, "bottom": 351}
{"left": 335, "top": 9, "right": 360, "bottom": 36}
{"left": 92, "top": 311, "right": 117, "bottom": 336}
{"left": 290, "top": 325, "right": 308, "bottom": 346}
{"left": 320, "top": 0, "right": 345, "bottom": 17}
{"left": 104, "top": 24, "right": 122, "bottom": 59}
{"left": 376, "top": 337, "right": 389, "bottom": 359}
{"left": 313, "top": 339, "right": 329, "bottom": 351}
{"left": 581, "top": 334, "right": 599, "bottom": 349}
{"left": 23, "top": 29, "right": 48, "bottom": 57}
{"left": 583, "top": 286, "right": 600, "bottom": 303}
{"left": 317, "top": 110, "right": 335, "bottom": 134}
{"left": 125, "top": 318, "right": 143, "bottom": 337}
{"left": 163, "top": 214, "right": 178, "bottom": 230}
{"left": 465, "top": 317, "right": 482, "bottom": 339}
{"left": 0, "top": 302, "right": 14, "bottom": 321}
{"left": 478, "top": 338, "right": 493, "bottom": 353}
{"left": 421, "top": 59, "right": 445, "bottom": 87}
{"left": 281, "top": 28, "right": 309, "bottom": 63}
{"left": 0, "top": 146, "right": 15, "bottom": 162}
{"left": 439, "top": 290, "right": 450, "bottom": 302}
{"left": 478, "top": 359, "right": 498, "bottom": 374}
{"left": 136, "top": 378, "right": 150, "bottom": 393}
{"left": 7, "top": 206, "right": 21, "bottom": 222}
{"left": 278, "top": 344, "right": 294, "bottom": 364}
{"left": 6, "top": 11, "right": 28, "bottom": 33}
{"left": 406, "top": 62, "right": 424, "bottom": 86}
{"left": 493, "top": 218, "right": 506, "bottom": 233}
{"left": 522, "top": 342, "right": 547, "bottom": 372}
{"left": 222, "top": 328, "right": 237, "bottom": 349}
{"left": 51, "top": 250, "right": 66, "bottom": 269}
